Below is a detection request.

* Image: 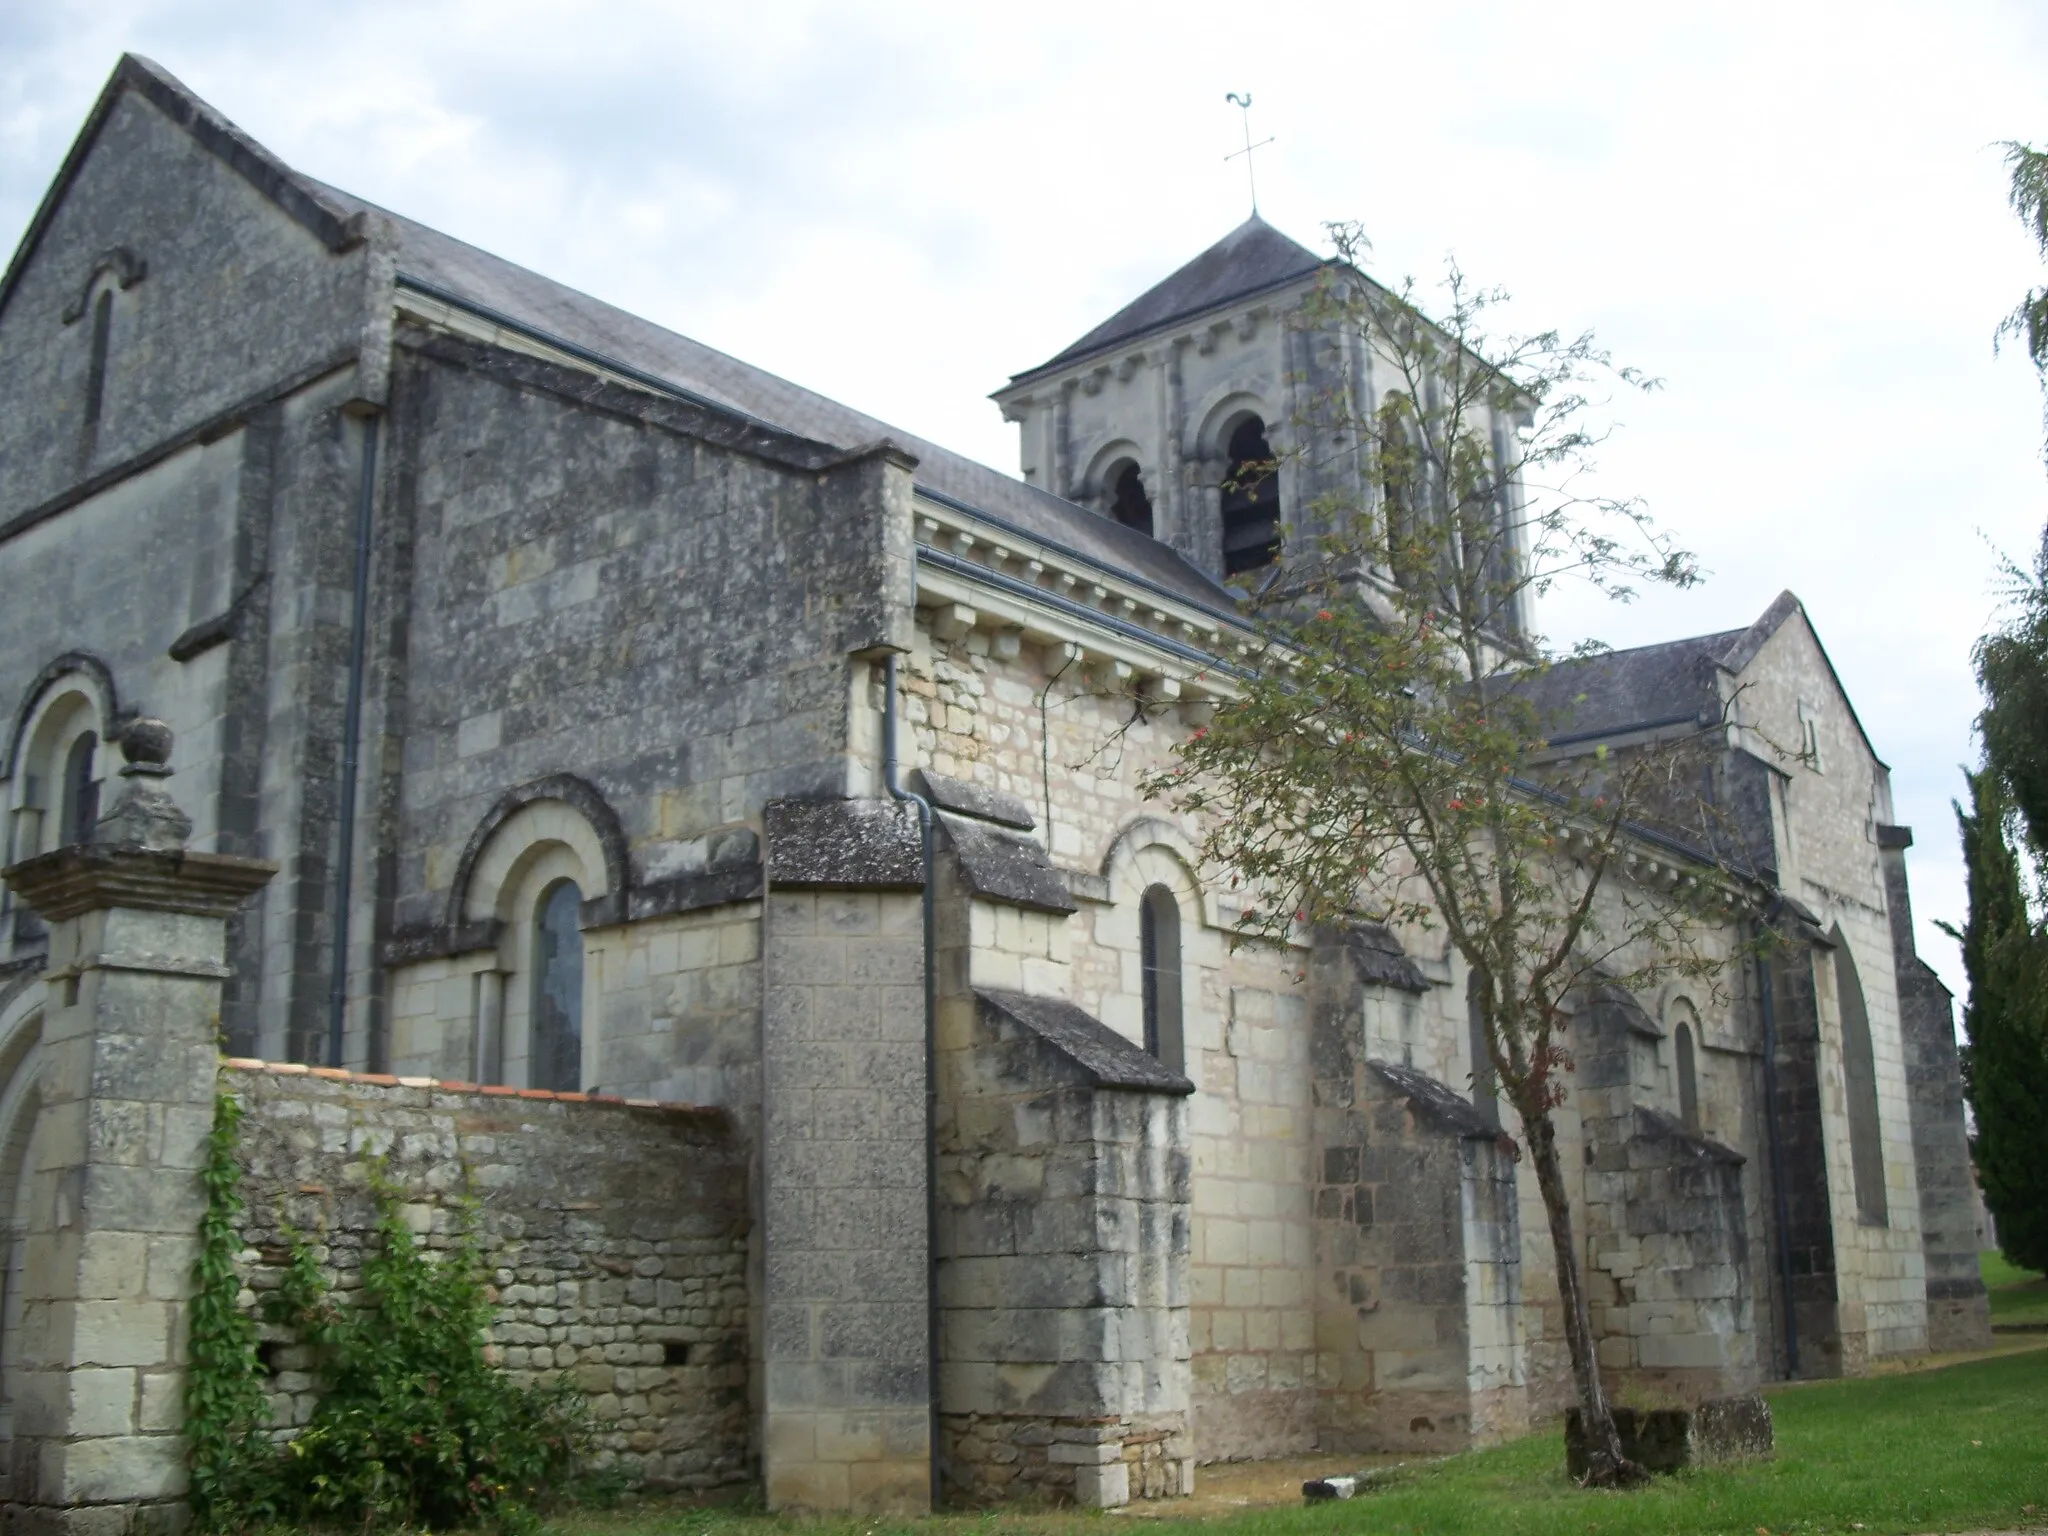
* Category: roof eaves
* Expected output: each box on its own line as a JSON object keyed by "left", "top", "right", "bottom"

{"left": 912, "top": 484, "right": 1243, "bottom": 619}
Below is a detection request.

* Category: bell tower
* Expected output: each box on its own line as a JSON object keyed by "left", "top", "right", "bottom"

{"left": 991, "top": 216, "right": 1348, "bottom": 584}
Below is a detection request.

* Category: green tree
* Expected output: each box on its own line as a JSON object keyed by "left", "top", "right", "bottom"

{"left": 1148, "top": 234, "right": 1738, "bottom": 1486}
{"left": 1948, "top": 770, "right": 2048, "bottom": 1271}
{"left": 1998, "top": 139, "right": 2048, "bottom": 459}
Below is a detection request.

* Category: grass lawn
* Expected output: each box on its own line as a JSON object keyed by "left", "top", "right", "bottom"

{"left": 547, "top": 1349, "right": 2048, "bottom": 1536}
{"left": 1984, "top": 1251, "right": 2048, "bottom": 1330}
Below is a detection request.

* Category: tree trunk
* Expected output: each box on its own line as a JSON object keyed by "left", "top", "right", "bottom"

{"left": 1520, "top": 1101, "right": 1643, "bottom": 1485}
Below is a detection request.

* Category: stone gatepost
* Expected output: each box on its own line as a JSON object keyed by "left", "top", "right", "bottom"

{"left": 0, "top": 722, "right": 275, "bottom": 1535}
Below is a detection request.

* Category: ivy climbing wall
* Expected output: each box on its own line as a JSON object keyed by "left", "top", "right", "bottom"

{"left": 221, "top": 1060, "right": 752, "bottom": 1493}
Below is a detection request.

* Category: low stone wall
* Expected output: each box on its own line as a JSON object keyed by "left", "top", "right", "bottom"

{"left": 223, "top": 1060, "right": 752, "bottom": 1493}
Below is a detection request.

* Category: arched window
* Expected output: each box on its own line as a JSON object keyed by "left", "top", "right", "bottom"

{"left": 58, "top": 732, "right": 98, "bottom": 847}
{"left": 531, "top": 879, "right": 584, "bottom": 1092}
{"left": 1220, "top": 416, "right": 1280, "bottom": 575}
{"left": 1111, "top": 462, "right": 1154, "bottom": 537}
{"left": 1377, "top": 393, "right": 1423, "bottom": 580}
{"left": 1139, "top": 884, "right": 1183, "bottom": 1072}
{"left": 1831, "top": 933, "right": 1888, "bottom": 1224}
{"left": 1675, "top": 1020, "right": 1700, "bottom": 1131}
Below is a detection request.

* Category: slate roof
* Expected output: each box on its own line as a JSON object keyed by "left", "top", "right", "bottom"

{"left": 312, "top": 184, "right": 1238, "bottom": 610}
{"left": 1366, "top": 1060, "right": 1499, "bottom": 1137}
{"left": 1501, "top": 630, "right": 1744, "bottom": 746}
{"left": 1013, "top": 215, "right": 1329, "bottom": 382}
{"left": 976, "top": 987, "right": 1194, "bottom": 1095}
{"left": 1502, "top": 589, "right": 1882, "bottom": 767}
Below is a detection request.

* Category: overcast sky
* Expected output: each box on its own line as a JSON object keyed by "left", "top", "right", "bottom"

{"left": 6, "top": 0, "right": 2047, "bottom": 991}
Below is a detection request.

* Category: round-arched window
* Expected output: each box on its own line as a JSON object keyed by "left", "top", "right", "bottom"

{"left": 1139, "top": 884, "right": 1183, "bottom": 1072}
{"left": 1111, "top": 462, "right": 1154, "bottom": 537}
{"left": 59, "top": 732, "right": 99, "bottom": 847}
{"left": 531, "top": 879, "right": 584, "bottom": 1092}
{"left": 1675, "top": 1019, "right": 1700, "bottom": 1131}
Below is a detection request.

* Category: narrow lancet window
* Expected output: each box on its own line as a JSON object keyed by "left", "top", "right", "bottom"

{"left": 1220, "top": 416, "right": 1280, "bottom": 574}
{"left": 83, "top": 289, "right": 113, "bottom": 455}
{"left": 532, "top": 879, "right": 584, "bottom": 1092}
{"left": 1676, "top": 1020, "right": 1700, "bottom": 1131}
{"left": 1139, "top": 884, "right": 1183, "bottom": 1072}
{"left": 1111, "top": 463, "right": 1154, "bottom": 537}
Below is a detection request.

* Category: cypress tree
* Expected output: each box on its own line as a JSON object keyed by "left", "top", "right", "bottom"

{"left": 1951, "top": 769, "right": 2048, "bottom": 1271}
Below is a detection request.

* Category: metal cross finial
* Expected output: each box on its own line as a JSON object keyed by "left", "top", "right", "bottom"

{"left": 1224, "top": 92, "right": 1274, "bottom": 215}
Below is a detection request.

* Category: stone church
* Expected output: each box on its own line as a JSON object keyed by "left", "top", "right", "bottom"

{"left": 0, "top": 54, "right": 1992, "bottom": 1525}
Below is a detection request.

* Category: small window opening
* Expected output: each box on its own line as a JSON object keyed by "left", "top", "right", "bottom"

{"left": 1378, "top": 395, "right": 1424, "bottom": 581}
{"left": 83, "top": 289, "right": 113, "bottom": 453}
{"left": 1798, "top": 700, "right": 1824, "bottom": 773}
{"left": 663, "top": 1341, "right": 691, "bottom": 1366}
{"left": 1220, "top": 417, "right": 1281, "bottom": 575}
{"left": 1111, "top": 463, "right": 1154, "bottom": 537}
{"left": 60, "top": 732, "right": 99, "bottom": 847}
{"left": 1139, "top": 884, "right": 1183, "bottom": 1073}
{"left": 1832, "top": 931, "right": 1888, "bottom": 1224}
{"left": 531, "top": 879, "right": 584, "bottom": 1092}
{"left": 1676, "top": 1021, "right": 1700, "bottom": 1131}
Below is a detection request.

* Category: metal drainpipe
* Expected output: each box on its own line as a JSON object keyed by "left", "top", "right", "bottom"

{"left": 1754, "top": 905, "right": 1800, "bottom": 1378}
{"left": 327, "top": 412, "right": 379, "bottom": 1068}
{"left": 881, "top": 648, "right": 939, "bottom": 1506}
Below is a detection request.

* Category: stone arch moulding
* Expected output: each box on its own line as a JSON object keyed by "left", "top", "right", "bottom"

{"left": 4, "top": 652, "right": 119, "bottom": 780}
{"left": 60, "top": 247, "right": 147, "bottom": 325}
{"left": 1097, "top": 816, "right": 1222, "bottom": 930}
{"left": 447, "top": 774, "right": 630, "bottom": 934}
{"left": 1185, "top": 387, "right": 1276, "bottom": 463}
{"left": 1079, "top": 438, "right": 1150, "bottom": 503}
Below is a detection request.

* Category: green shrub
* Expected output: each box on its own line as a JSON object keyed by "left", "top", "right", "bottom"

{"left": 188, "top": 1091, "right": 589, "bottom": 1532}
{"left": 186, "top": 1092, "right": 280, "bottom": 1529}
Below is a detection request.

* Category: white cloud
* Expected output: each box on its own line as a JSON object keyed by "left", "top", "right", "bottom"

{"left": 6, "top": 0, "right": 2048, "bottom": 993}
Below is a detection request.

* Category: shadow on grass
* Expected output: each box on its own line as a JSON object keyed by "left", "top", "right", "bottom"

{"left": 1984, "top": 1251, "right": 2048, "bottom": 1331}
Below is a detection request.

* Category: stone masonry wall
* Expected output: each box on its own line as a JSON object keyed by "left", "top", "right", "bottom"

{"left": 757, "top": 874, "right": 931, "bottom": 1514}
{"left": 386, "top": 900, "right": 762, "bottom": 1107}
{"left": 223, "top": 1060, "right": 751, "bottom": 1492}
{"left": 1575, "top": 988, "right": 1757, "bottom": 1401}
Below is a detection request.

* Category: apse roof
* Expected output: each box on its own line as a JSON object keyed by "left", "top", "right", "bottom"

{"left": 1011, "top": 215, "right": 1330, "bottom": 383}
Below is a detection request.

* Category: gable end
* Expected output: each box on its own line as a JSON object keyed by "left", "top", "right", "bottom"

{"left": 0, "top": 54, "right": 365, "bottom": 325}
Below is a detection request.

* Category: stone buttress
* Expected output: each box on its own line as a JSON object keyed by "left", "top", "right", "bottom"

{"left": 1308, "top": 925, "right": 1528, "bottom": 1455}
{"left": 926, "top": 776, "right": 1195, "bottom": 1507}
{"left": 1575, "top": 983, "right": 1757, "bottom": 1399}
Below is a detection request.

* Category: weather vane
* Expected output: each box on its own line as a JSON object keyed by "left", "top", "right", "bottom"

{"left": 1224, "top": 92, "right": 1274, "bottom": 215}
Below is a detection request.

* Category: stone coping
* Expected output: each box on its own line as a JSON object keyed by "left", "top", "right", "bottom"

{"left": 220, "top": 1057, "right": 723, "bottom": 1121}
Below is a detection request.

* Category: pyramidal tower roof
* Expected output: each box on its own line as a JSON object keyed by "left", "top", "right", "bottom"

{"left": 1013, "top": 215, "right": 1328, "bottom": 383}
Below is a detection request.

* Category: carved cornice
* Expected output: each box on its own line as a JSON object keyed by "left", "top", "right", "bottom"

{"left": 2, "top": 846, "right": 276, "bottom": 923}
